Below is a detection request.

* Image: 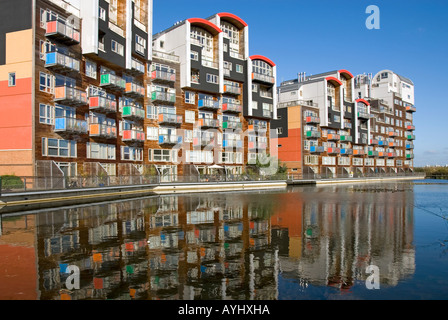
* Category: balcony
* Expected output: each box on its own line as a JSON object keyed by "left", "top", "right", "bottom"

{"left": 54, "top": 117, "right": 88, "bottom": 134}
{"left": 358, "top": 111, "right": 370, "bottom": 120}
{"left": 54, "top": 86, "right": 88, "bottom": 106}
{"left": 360, "top": 138, "right": 368, "bottom": 145}
{"left": 122, "top": 130, "right": 145, "bottom": 143}
{"left": 327, "top": 134, "right": 340, "bottom": 141}
{"left": 122, "top": 106, "right": 145, "bottom": 121}
{"left": 406, "top": 133, "right": 416, "bottom": 140}
{"left": 195, "top": 137, "right": 216, "bottom": 147}
{"left": 252, "top": 72, "right": 275, "bottom": 84}
{"left": 378, "top": 140, "right": 386, "bottom": 146}
{"left": 327, "top": 147, "right": 341, "bottom": 155}
{"left": 45, "top": 52, "right": 80, "bottom": 73}
{"left": 199, "top": 118, "right": 220, "bottom": 129}
{"left": 100, "top": 74, "right": 126, "bottom": 91}
{"left": 151, "top": 91, "right": 176, "bottom": 104}
{"left": 125, "top": 82, "right": 145, "bottom": 98}
{"left": 151, "top": 70, "right": 176, "bottom": 83}
{"left": 248, "top": 122, "right": 268, "bottom": 132}
{"left": 341, "top": 148, "right": 353, "bottom": 155}
{"left": 222, "top": 103, "right": 242, "bottom": 114}
{"left": 222, "top": 121, "right": 242, "bottom": 130}
{"left": 370, "top": 139, "right": 379, "bottom": 145}
{"left": 131, "top": 59, "right": 145, "bottom": 75}
{"left": 159, "top": 134, "right": 182, "bottom": 146}
{"left": 306, "top": 131, "right": 321, "bottom": 139}
{"left": 89, "top": 96, "right": 117, "bottom": 114}
{"left": 45, "top": 20, "right": 80, "bottom": 45}
{"left": 223, "top": 85, "right": 242, "bottom": 96}
{"left": 368, "top": 150, "right": 379, "bottom": 157}
{"left": 388, "top": 141, "right": 396, "bottom": 148}
{"left": 158, "top": 113, "right": 183, "bottom": 127}
{"left": 406, "top": 124, "right": 416, "bottom": 131}
{"left": 406, "top": 106, "right": 416, "bottom": 113}
{"left": 406, "top": 143, "right": 414, "bottom": 149}
{"left": 387, "top": 152, "right": 397, "bottom": 158}
{"left": 306, "top": 116, "right": 320, "bottom": 124}
{"left": 198, "top": 99, "right": 220, "bottom": 111}
{"left": 353, "top": 149, "right": 366, "bottom": 156}
{"left": 406, "top": 153, "right": 415, "bottom": 159}
{"left": 89, "top": 123, "right": 117, "bottom": 139}
{"left": 310, "top": 146, "right": 325, "bottom": 153}
{"left": 388, "top": 131, "right": 398, "bottom": 137}
{"left": 340, "top": 135, "right": 352, "bottom": 142}
{"left": 223, "top": 140, "right": 243, "bottom": 149}
{"left": 378, "top": 152, "right": 386, "bottom": 158}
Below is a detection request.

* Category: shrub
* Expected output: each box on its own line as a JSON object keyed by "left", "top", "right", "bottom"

{"left": 0, "top": 175, "right": 24, "bottom": 190}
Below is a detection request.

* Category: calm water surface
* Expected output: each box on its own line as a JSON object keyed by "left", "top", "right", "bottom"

{"left": 0, "top": 181, "right": 447, "bottom": 300}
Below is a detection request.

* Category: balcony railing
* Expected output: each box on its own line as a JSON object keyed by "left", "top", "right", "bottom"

{"left": 198, "top": 99, "right": 220, "bottom": 111}
{"left": 196, "top": 137, "right": 216, "bottom": 147}
{"left": 202, "top": 60, "right": 218, "bottom": 69}
{"left": 222, "top": 121, "right": 242, "bottom": 130}
{"left": 387, "top": 152, "right": 397, "bottom": 158}
{"left": 406, "top": 124, "right": 416, "bottom": 131}
{"left": 306, "top": 131, "right": 321, "bottom": 139}
{"left": 406, "top": 153, "right": 415, "bottom": 159}
{"left": 122, "top": 130, "right": 145, "bottom": 142}
{"left": 199, "top": 118, "right": 220, "bottom": 129}
{"left": 223, "top": 140, "right": 243, "bottom": 149}
{"left": 327, "top": 147, "right": 341, "bottom": 154}
{"left": 151, "top": 91, "right": 176, "bottom": 104}
{"left": 327, "top": 134, "right": 340, "bottom": 141}
{"left": 306, "top": 116, "right": 320, "bottom": 124}
{"left": 223, "top": 85, "right": 242, "bottom": 95}
{"left": 248, "top": 123, "right": 268, "bottom": 132}
{"left": 368, "top": 150, "right": 379, "bottom": 157}
{"left": 131, "top": 59, "right": 145, "bottom": 74}
{"left": 340, "top": 135, "right": 352, "bottom": 142}
{"left": 54, "top": 86, "right": 88, "bottom": 106}
{"left": 54, "top": 117, "right": 88, "bottom": 134}
{"left": 252, "top": 72, "right": 275, "bottom": 84}
{"left": 125, "top": 82, "right": 145, "bottom": 98}
{"left": 406, "top": 143, "right": 414, "bottom": 149}
{"left": 45, "top": 20, "right": 80, "bottom": 45}
{"left": 310, "top": 146, "right": 325, "bottom": 153}
{"left": 122, "top": 106, "right": 145, "bottom": 121}
{"left": 406, "top": 133, "right": 416, "bottom": 140}
{"left": 45, "top": 52, "right": 80, "bottom": 72}
{"left": 153, "top": 50, "right": 180, "bottom": 63}
{"left": 222, "top": 103, "right": 242, "bottom": 114}
{"left": 370, "top": 139, "right": 379, "bottom": 145}
{"left": 100, "top": 74, "right": 126, "bottom": 91}
{"left": 406, "top": 106, "right": 416, "bottom": 113}
{"left": 89, "top": 123, "right": 117, "bottom": 139}
{"left": 353, "top": 149, "right": 366, "bottom": 156}
{"left": 388, "top": 131, "right": 398, "bottom": 137}
{"left": 358, "top": 111, "right": 370, "bottom": 119}
{"left": 89, "top": 96, "right": 117, "bottom": 113}
{"left": 158, "top": 113, "right": 183, "bottom": 127}
{"left": 151, "top": 70, "right": 176, "bottom": 83}
{"left": 341, "top": 148, "right": 353, "bottom": 155}
{"left": 159, "top": 134, "right": 182, "bottom": 145}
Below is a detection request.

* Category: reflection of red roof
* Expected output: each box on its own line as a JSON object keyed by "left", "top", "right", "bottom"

{"left": 250, "top": 55, "right": 276, "bottom": 67}
{"left": 326, "top": 76, "right": 343, "bottom": 86}
{"left": 217, "top": 12, "right": 248, "bottom": 28}
{"left": 356, "top": 98, "right": 370, "bottom": 106}
{"left": 338, "top": 69, "right": 354, "bottom": 79}
{"left": 187, "top": 18, "right": 222, "bottom": 35}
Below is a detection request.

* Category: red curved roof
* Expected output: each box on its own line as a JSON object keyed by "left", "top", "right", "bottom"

{"left": 339, "top": 69, "right": 354, "bottom": 79}
{"left": 326, "top": 77, "right": 343, "bottom": 86}
{"left": 250, "top": 55, "right": 276, "bottom": 67}
{"left": 187, "top": 18, "right": 222, "bottom": 35}
{"left": 356, "top": 98, "right": 370, "bottom": 106}
{"left": 218, "top": 12, "right": 248, "bottom": 28}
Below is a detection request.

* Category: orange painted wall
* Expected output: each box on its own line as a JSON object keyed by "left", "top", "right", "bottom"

{"left": 0, "top": 78, "right": 33, "bottom": 150}
{"left": 277, "top": 128, "right": 302, "bottom": 162}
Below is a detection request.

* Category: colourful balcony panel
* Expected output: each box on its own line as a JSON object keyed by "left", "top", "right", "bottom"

{"left": 306, "top": 116, "right": 320, "bottom": 124}
{"left": 406, "top": 125, "right": 416, "bottom": 131}
{"left": 327, "top": 134, "right": 340, "bottom": 141}
{"left": 89, "top": 124, "right": 117, "bottom": 139}
{"left": 406, "top": 153, "right": 415, "bottom": 159}
{"left": 122, "top": 106, "right": 145, "bottom": 121}
{"left": 388, "top": 131, "right": 398, "bottom": 137}
{"left": 223, "top": 85, "right": 242, "bottom": 95}
{"left": 158, "top": 113, "right": 183, "bottom": 127}
{"left": 222, "top": 121, "right": 242, "bottom": 130}
{"left": 122, "top": 130, "right": 145, "bottom": 142}
{"left": 199, "top": 118, "right": 220, "bottom": 129}
{"left": 89, "top": 96, "right": 117, "bottom": 113}
{"left": 407, "top": 134, "right": 416, "bottom": 140}
{"left": 248, "top": 141, "right": 256, "bottom": 150}
{"left": 151, "top": 92, "right": 176, "bottom": 104}
{"left": 125, "top": 82, "right": 145, "bottom": 97}
{"left": 310, "top": 146, "right": 325, "bottom": 153}
{"left": 368, "top": 150, "right": 379, "bottom": 157}
{"left": 378, "top": 140, "right": 386, "bottom": 146}
{"left": 54, "top": 117, "right": 88, "bottom": 134}
{"left": 388, "top": 153, "right": 397, "bottom": 158}
{"left": 223, "top": 140, "right": 243, "bottom": 149}
{"left": 341, "top": 148, "right": 353, "bottom": 155}
{"left": 54, "top": 86, "right": 88, "bottom": 106}
{"left": 306, "top": 131, "right": 321, "bottom": 138}
{"left": 370, "top": 139, "right": 379, "bottom": 145}
{"left": 100, "top": 74, "right": 126, "bottom": 91}
{"left": 353, "top": 149, "right": 365, "bottom": 156}
{"left": 222, "top": 103, "right": 242, "bottom": 114}
{"left": 159, "top": 135, "right": 182, "bottom": 145}
{"left": 198, "top": 99, "right": 220, "bottom": 111}
{"left": 151, "top": 70, "right": 176, "bottom": 83}
{"left": 45, "top": 52, "right": 80, "bottom": 72}
{"left": 340, "top": 135, "right": 352, "bottom": 142}
{"left": 406, "top": 106, "right": 416, "bottom": 113}
{"left": 327, "top": 147, "right": 341, "bottom": 154}
{"left": 252, "top": 72, "right": 275, "bottom": 84}
{"left": 406, "top": 143, "right": 414, "bottom": 149}
{"left": 45, "top": 20, "right": 80, "bottom": 45}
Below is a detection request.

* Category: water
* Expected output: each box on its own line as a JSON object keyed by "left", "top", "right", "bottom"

{"left": 0, "top": 181, "right": 447, "bottom": 300}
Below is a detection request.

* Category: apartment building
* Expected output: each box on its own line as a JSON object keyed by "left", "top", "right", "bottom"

{"left": 272, "top": 69, "right": 415, "bottom": 178}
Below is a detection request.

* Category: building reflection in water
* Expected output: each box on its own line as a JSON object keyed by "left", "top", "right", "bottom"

{"left": 0, "top": 183, "right": 415, "bottom": 300}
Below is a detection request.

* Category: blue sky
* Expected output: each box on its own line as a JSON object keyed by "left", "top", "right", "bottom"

{"left": 153, "top": 0, "right": 448, "bottom": 166}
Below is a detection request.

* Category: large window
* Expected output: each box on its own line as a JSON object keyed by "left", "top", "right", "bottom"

{"left": 121, "top": 146, "right": 143, "bottom": 161}
{"left": 39, "top": 104, "right": 54, "bottom": 125}
{"left": 42, "top": 138, "right": 77, "bottom": 158}
{"left": 39, "top": 72, "right": 54, "bottom": 93}
{"left": 252, "top": 60, "right": 273, "bottom": 77}
{"left": 87, "top": 143, "right": 116, "bottom": 160}
{"left": 111, "top": 40, "right": 124, "bottom": 56}
{"left": 221, "top": 21, "right": 240, "bottom": 56}
{"left": 190, "top": 26, "right": 214, "bottom": 64}
{"left": 85, "top": 60, "right": 97, "bottom": 79}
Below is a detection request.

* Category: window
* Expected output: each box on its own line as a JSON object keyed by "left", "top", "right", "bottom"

{"left": 87, "top": 143, "right": 116, "bottom": 160}
{"left": 42, "top": 138, "right": 77, "bottom": 158}
{"left": 252, "top": 84, "right": 258, "bottom": 92}
{"left": 8, "top": 73, "right": 16, "bottom": 87}
{"left": 277, "top": 127, "right": 283, "bottom": 135}
{"left": 206, "top": 74, "right": 218, "bottom": 84}
{"left": 252, "top": 101, "right": 258, "bottom": 110}
{"left": 147, "top": 106, "right": 158, "bottom": 119}
{"left": 236, "top": 64, "right": 243, "bottom": 73}
{"left": 135, "top": 34, "right": 146, "bottom": 55}
{"left": 147, "top": 127, "right": 159, "bottom": 141}
{"left": 191, "top": 69, "right": 200, "bottom": 84}
{"left": 99, "top": 7, "right": 106, "bottom": 20}
{"left": 39, "top": 72, "right": 54, "bottom": 93}
{"left": 185, "top": 110, "right": 196, "bottom": 124}
{"left": 85, "top": 60, "right": 97, "bottom": 79}
{"left": 39, "top": 104, "right": 54, "bottom": 125}
{"left": 185, "top": 91, "right": 195, "bottom": 104}
{"left": 191, "top": 51, "right": 199, "bottom": 61}
{"left": 111, "top": 40, "right": 124, "bottom": 56}
{"left": 183, "top": 130, "right": 193, "bottom": 143}
{"left": 152, "top": 149, "right": 172, "bottom": 162}
{"left": 121, "top": 146, "right": 143, "bottom": 161}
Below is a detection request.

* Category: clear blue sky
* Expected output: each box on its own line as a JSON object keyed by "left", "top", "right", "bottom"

{"left": 153, "top": 0, "right": 448, "bottom": 167}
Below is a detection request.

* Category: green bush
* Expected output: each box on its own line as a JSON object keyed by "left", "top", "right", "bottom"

{"left": 0, "top": 175, "right": 24, "bottom": 190}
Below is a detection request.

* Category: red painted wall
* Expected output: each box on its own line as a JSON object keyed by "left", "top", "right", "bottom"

{"left": 277, "top": 128, "right": 302, "bottom": 162}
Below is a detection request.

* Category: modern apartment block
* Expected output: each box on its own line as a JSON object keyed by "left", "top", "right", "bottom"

{"left": 272, "top": 69, "right": 415, "bottom": 178}
{"left": 0, "top": 0, "right": 277, "bottom": 181}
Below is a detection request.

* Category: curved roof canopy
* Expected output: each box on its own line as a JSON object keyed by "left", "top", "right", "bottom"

{"left": 187, "top": 18, "right": 223, "bottom": 35}
{"left": 338, "top": 69, "right": 354, "bottom": 79}
{"left": 326, "top": 76, "right": 343, "bottom": 86}
{"left": 356, "top": 98, "right": 370, "bottom": 106}
{"left": 217, "top": 12, "right": 248, "bottom": 29}
{"left": 250, "top": 55, "right": 276, "bottom": 67}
